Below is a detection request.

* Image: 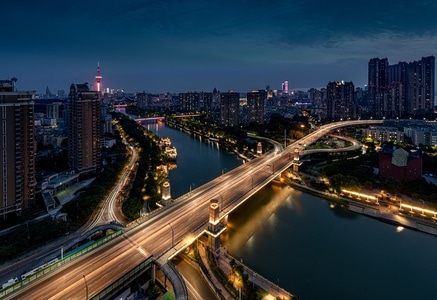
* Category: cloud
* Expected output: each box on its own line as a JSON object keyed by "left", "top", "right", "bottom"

{"left": 1, "top": 0, "right": 436, "bottom": 93}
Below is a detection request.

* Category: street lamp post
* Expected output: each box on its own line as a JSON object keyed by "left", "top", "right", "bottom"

{"left": 168, "top": 222, "right": 174, "bottom": 248}
{"left": 83, "top": 275, "right": 89, "bottom": 300}
{"left": 284, "top": 129, "right": 287, "bottom": 148}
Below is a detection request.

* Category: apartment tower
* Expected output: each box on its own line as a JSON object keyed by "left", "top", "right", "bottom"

{"left": 0, "top": 79, "right": 36, "bottom": 219}
{"left": 67, "top": 83, "right": 101, "bottom": 175}
{"left": 247, "top": 90, "right": 266, "bottom": 125}
{"left": 368, "top": 56, "right": 435, "bottom": 118}
{"left": 326, "top": 81, "right": 356, "bottom": 121}
{"left": 220, "top": 91, "right": 240, "bottom": 127}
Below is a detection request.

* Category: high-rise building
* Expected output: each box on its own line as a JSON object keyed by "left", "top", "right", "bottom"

{"left": 368, "top": 56, "right": 435, "bottom": 118}
{"left": 179, "top": 92, "right": 198, "bottom": 111}
{"left": 247, "top": 90, "right": 266, "bottom": 125}
{"left": 200, "top": 92, "right": 213, "bottom": 112}
{"left": 282, "top": 81, "right": 289, "bottom": 95}
{"left": 326, "top": 81, "right": 356, "bottom": 121}
{"left": 368, "top": 58, "right": 388, "bottom": 119}
{"left": 406, "top": 56, "right": 435, "bottom": 116}
{"left": 220, "top": 91, "right": 240, "bottom": 127}
{"left": 67, "top": 83, "right": 101, "bottom": 175}
{"left": 0, "top": 79, "right": 36, "bottom": 219}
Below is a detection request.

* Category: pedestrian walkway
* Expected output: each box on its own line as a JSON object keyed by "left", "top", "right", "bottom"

{"left": 218, "top": 247, "right": 293, "bottom": 300}
{"left": 197, "top": 242, "right": 293, "bottom": 300}
{"left": 197, "top": 243, "right": 233, "bottom": 300}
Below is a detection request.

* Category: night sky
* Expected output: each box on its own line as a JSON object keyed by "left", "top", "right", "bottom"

{"left": 2, "top": 0, "right": 437, "bottom": 94}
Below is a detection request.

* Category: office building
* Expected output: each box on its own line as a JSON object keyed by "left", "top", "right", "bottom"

{"left": 67, "top": 83, "right": 101, "bottom": 175}
{"left": 0, "top": 79, "right": 36, "bottom": 219}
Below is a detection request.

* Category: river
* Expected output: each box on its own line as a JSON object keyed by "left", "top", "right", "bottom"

{"left": 147, "top": 122, "right": 437, "bottom": 300}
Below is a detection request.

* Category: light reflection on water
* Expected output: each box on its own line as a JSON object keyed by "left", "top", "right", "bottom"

{"left": 221, "top": 183, "right": 301, "bottom": 254}
{"left": 223, "top": 181, "right": 437, "bottom": 300}
{"left": 145, "top": 122, "right": 437, "bottom": 300}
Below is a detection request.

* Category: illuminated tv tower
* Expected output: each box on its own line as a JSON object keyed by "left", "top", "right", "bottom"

{"left": 95, "top": 62, "right": 102, "bottom": 92}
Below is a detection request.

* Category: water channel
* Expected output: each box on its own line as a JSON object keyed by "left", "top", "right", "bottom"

{"left": 147, "top": 122, "right": 437, "bottom": 300}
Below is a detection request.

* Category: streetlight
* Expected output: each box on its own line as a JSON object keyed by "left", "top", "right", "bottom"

{"left": 189, "top": 183, "right": 195, "bottom": 195}
{"left": 168, "top": 222, "right": 174, "bottom": 248}
{"left": 83, "top": 275, "right": 89, "bottom": 300}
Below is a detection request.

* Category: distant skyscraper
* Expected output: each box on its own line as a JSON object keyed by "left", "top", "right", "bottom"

{"left": 179, "top": 92, "right": 201, "bottom": 111}
{"left": 247, "top": 90, "right": 266, "bottom": 125}
{"left": 406, "top": 56, "right": 435, "bottom": 116}
{"left": 282, "top": 81, "right": 289, "bottom": 95}
{"left": 326, "top": 81, "right": 356, "bottom": 121}
{"left": 95, "top": 62, "right": 102, "bottom": 93}
{"left": 368, "top": 57, "right": 388, "bottom": 119}
{"left": 220, "top": 91, "right": 240, "bottom": 127}
{"left": 0, "top": 79, "right": 36, "bottom": 219}
{"left": 368, "top": 56, "right": 435, "bottom": 118}
{"left": 67, "top": 83, "right": 101, "bottom": 175}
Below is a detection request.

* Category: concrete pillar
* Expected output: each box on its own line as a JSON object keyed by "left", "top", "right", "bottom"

{"left": 207, "top": 199, "right": 221, "bottom": 252}
{"left": 292, "top": 148, "right": 302, "bottom": 172}
{"left": 151, "top": 263, "right": 156, "bottom": 283}
{"left": 256, "top": 142, "right": 262, "bottom": 155}
{"left": 161, "top": 180, "right": 171, "bottom": 206}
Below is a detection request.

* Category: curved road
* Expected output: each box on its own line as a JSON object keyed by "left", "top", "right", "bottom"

{"left": 4, "top": 119, "right": 383, "bottom": 299}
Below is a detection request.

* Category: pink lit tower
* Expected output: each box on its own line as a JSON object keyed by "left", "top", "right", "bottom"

{"left": 95, "top": 62, "right": 102, "bottom": 93}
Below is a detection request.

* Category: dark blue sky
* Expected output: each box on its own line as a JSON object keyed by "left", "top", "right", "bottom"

{"left": 2, "top": 1, "right": 437, "bottom": 94}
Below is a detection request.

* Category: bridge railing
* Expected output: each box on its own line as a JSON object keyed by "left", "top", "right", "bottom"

{"left": 91, "top": 255, "right": 154, "bottom": 300}
{"left": 0, "top": 230, "right": 123, "bottom": 299}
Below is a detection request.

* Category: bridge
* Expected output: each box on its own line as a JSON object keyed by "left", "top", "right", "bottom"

{"left": 3, "top": 119, "right": 383, "bottom": 299}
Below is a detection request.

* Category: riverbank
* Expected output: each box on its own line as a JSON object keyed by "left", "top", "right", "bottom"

{"left": 166, "top": 119, "right": 259, "bottom": 162}
{"left": 286, "top": 176, "right": 437, "bottom": 237}
{"left": 196, "top": 242, "right": 294, "bottom": 300}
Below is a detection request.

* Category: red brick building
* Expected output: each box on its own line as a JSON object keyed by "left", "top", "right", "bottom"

{"left": 379, "top": 145, "right": 422, "bottom": 181}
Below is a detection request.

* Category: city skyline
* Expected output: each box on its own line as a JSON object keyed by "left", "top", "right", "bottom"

{"left": 2, "top": 1, "right": 437, "bottom": 94}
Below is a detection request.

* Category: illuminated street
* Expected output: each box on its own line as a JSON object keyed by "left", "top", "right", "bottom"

{"left": 4, "top": 119, "right": 383, "bottom": 299}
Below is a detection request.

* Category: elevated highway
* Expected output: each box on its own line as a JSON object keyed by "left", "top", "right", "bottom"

{"left": 3, "top": 119, "right": 383, "bottom": 299}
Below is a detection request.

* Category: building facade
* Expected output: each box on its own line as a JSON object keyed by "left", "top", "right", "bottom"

{"left": 368, "top": 58, "right": 389, "bottom": 119}
{"left": 379, "top": 144, "right": 422, "bottom": 181}
{"left": 368, "top": 56, "right": 435, "bottom": 118}
{"left": 179, "top": 92, "right": 200, "bottom": 112}
{"left": 0, "top": 79, "right": 36, "bottom": 219}
{"left": 220, "top": 91, "right": 240, "bottom": 127}
{"left": 326, "top": 81, "right": 355, "bottom": 121}
{"left": 67, "top": 83, "right": 101, "bottom": 175}
{"left": 247, "top": 90, "right": 266, "bottom": 125}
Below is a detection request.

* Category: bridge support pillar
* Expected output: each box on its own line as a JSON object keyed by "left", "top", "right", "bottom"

{"left": 160, "top": 180, "right": 172, "bottom": 206}
{"left": 206, "top": 199, "right": 226, "bottom": 253}
{"left": 151, "top": 263, "right": 156, "bottom": 284}
{"left": 292, "top": 148, "right": 302, "bottom": 172}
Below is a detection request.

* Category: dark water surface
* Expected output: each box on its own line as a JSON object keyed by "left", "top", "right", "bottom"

{"left": 148, "top": 123, "right": 437, "bottom": 300}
